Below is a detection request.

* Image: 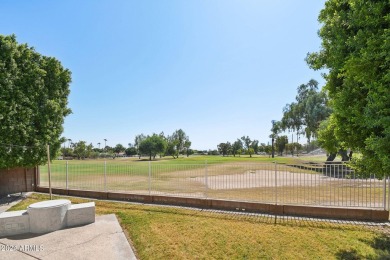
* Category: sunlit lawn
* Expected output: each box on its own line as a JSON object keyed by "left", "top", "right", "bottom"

{"left": 9, "top": 193, "right": 390, "bottom": 259}
{"left": 37, "top": 154, "right": 385, "bottom": 207}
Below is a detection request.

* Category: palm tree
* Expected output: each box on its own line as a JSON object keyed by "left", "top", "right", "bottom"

{"left": 104, "top": 139, "right": 107, "bottom": 152}
{"left": 97, "top": 142, "right": 101, "bottom": 149}
{"left": 68, "top": 139, "right": 72, "bottom": 148}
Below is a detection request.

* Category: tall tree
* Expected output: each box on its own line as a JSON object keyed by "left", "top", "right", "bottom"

{"left": 113, "top": 144, "right": 125, "bottom": 155}
{"left": 0, "top": 35, "right": 71, "bottom": 168}
{"left": 184, "top": 140, "right": 192, "bottom": 157}
{"left": 167, "top": 129, "right": 190, "bottom": 158}
{"left": 139, "top": 134, "right": 167, "bottom": 161}
{"left": 275, "top": 136, "right": 288, "bottom": 156}
{"left": 281, "top": 80, "right": 331, "bottom": 143}
{"left": 125, "top": 146, "right": 137, "bottom": 157}
{"left": 134, "top": 134, "right": 146, "bottom": 159}
{"left": 231, "top": 139, "right": 243, "bottom": 157}
{"left": 217, "top": 142, "right": 232, "bottom": 157}
{"left": 307, "top": 0, "right": 390, "bottom": 175}
{"left": 172, "top": 129, "right": 187, "bottom": 157}
{"left": 251, "top": 140, "right": 259, "bottom": 154}
{"left": 240, "top": 136, "right": 254, "bottom": 157}
{"left": 73, "top": 141, "right": 87, "bottom": 160}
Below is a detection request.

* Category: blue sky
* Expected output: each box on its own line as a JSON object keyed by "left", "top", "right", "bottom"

{"left": 1, "top": 0, "right": 326, "bottom": 150}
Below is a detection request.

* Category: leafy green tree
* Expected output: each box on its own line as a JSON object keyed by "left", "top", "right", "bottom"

{"left": 86, "top": 143, "right": 93, "bottom": 158}
{"left": 125, "top": 147, "right": 137, "bottom": 156}
{"left": 113, "top": 144, "right": 125, "bottom": 155}
{"left": 241, "top": 136, "right": 251, "bottom": 151}
{"left": 217, "top": 142, "right": 232, "bottom": 157}
{"left": 208, "top": 149, "right": 219, "bottom": 156}
{"left": 165, "top": 140, "right": 178, "bottom": 159}
{"left": 241, "top": 136, "right": 255, "bottom": 157}
{"left": 134, "top": 134, "right": 146, "bottom": 159}
{"left": 275, "top": 136, "right": 288, "bottom": 156}
{"left": 317, "top": 116, "right": 350, "bottom": 161}
{"left": 281, "top": 80, "right": 331, "bottom": 143}
{"left": 172, "top": 129, "right": 188, "bottom": 156}
{"left": 0, "top": 35, "right": 72, "bottom": 168}
{"left": 264, "top": 145, "right": 272, "bottom": 157}
{"left": 251, "top": 140, "right": 259, "bottom": 154}
{"left": 166, "top": 129, "right": 191, "bottom": 158}
{"left": 73, "top": 141, "right": 87, "bottom": 160}
{"left": 184, "top": 140, "right": 192, "bottom": 157}
{"left": 139, "top": 134, "right": 167, "bottom": 161}
{"left": 307, "top": 0, "right": 390, "bottom": 175}
{"left": 247, "top": 148, "right": 255, "bottom": 157}
{"left": 61, "top": 147, "right": 74, "bottom": 158}
{"left": 232, "top": 139, "right": 243, "bottom": 157}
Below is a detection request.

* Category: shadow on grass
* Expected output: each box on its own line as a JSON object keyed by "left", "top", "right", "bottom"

{"left": 335, "top": 249, "right": 361, "bottom": 260}
{"left": 336, "top": 235, "right": 390, "bottom": 260}
{"left": 0, "top": 193, "right": 26, "bottom": 206}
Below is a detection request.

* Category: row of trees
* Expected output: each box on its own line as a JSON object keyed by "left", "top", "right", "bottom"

{"left": 217, "top": 136, "right": 305, "bottom": 157}
{"left": 3, "top": 0, "right": 389, "bottom": 177}
{"left": 268, "top": 1, "right": 390, "bottom": 177}
{"left": 270, "top": 79, "right": 331, "bottom": 157}
{"left": 217, "top": 136, "right": 259, "bottom": 157}
{"left": 133, "top": 129, "right": 192, "bottom": 160}
{"left": 61, "top": 129, "right": 192, "bottom": 161}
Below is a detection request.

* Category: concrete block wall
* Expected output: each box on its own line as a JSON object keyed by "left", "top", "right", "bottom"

{"left": 0, "top": 168, "right": 37, "bottom": 196}
{"left": 35, "top": 187, "right": 389, "bottom": 221}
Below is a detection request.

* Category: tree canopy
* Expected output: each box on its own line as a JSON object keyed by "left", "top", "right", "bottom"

{"left": 138, "top": 134, "right": 167, "bottom": 161}
{"left": 0, "top": 35, "right": 71, "bottom": 168}
{"left": 280, "top": 79, "right": 331, "bottom": 143}
{"left": 307, "top": 0, "right": 390, "bottom": 176}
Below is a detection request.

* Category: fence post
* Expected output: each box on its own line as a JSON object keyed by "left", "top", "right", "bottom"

{"left": 384, "top": 176, "right": 387, "bottom": 210}
{"left": 274, "top": 162, "right": 278, "bottom": 205}
{"left": 104, "top": 161, "right": 107, "bottom": 192}
{"left": 47, "top": 144, "right": 52, "bottom": 200}
{"left": 387, "top": 176, "right": 390, "bottom": 211}
{"left": 148, "top": 161, "right": 151, "bottom": 196}
{"left": 205, "top": 160, "right": 208, "bottom": 198}
{"left": 66, "top": 161, "right": 68, "bottom": 190}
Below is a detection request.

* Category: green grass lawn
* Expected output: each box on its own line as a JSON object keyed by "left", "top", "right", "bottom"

{"left": 40, "top": 154, "right": 325, "bottom": 180}
{"left": 37, "top": 154, "right": 385, "bottom": 208}
{"left": 9, "top": 193, "right": 390, "bottom": 259}
{"left": 49, "top": 154, "right": 328, "bottom": 165}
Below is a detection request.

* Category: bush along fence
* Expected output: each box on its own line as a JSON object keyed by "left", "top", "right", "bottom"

{"left": 36, "top": 161, "right": 390, "bottom": 221}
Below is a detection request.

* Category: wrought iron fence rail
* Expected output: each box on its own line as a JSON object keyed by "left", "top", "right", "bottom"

{"left": 38, "top": 162, "right": 390, "bottom": 210}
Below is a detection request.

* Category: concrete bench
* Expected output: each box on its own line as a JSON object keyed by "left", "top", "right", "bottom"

{"left": 0, "top": 210, "right": 30, "bottom": 237}
{"left": 0, "top": 200, "right": 96, "bottom": 237}
{"left": 67, "top": 202, "right": 95, "bottom": 227}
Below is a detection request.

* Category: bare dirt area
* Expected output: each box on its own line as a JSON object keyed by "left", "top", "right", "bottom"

{"left": 191, "top": 170, "right": 351, "bottom": 190}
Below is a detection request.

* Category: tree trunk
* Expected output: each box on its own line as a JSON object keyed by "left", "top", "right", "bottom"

{"left": 339, "top": 149, "right": 349, "bottom": 161}
{"left": 326, "top": 153, "right": 337, "bottom": 161}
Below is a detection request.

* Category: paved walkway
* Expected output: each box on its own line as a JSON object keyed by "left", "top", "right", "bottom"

{"left": 0, "top": 196, "right": 137, "bottom": 260}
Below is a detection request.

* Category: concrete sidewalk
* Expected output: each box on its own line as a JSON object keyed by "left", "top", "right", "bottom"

{"left": 0, "top": 214, "right": 137, "bottom": 259}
